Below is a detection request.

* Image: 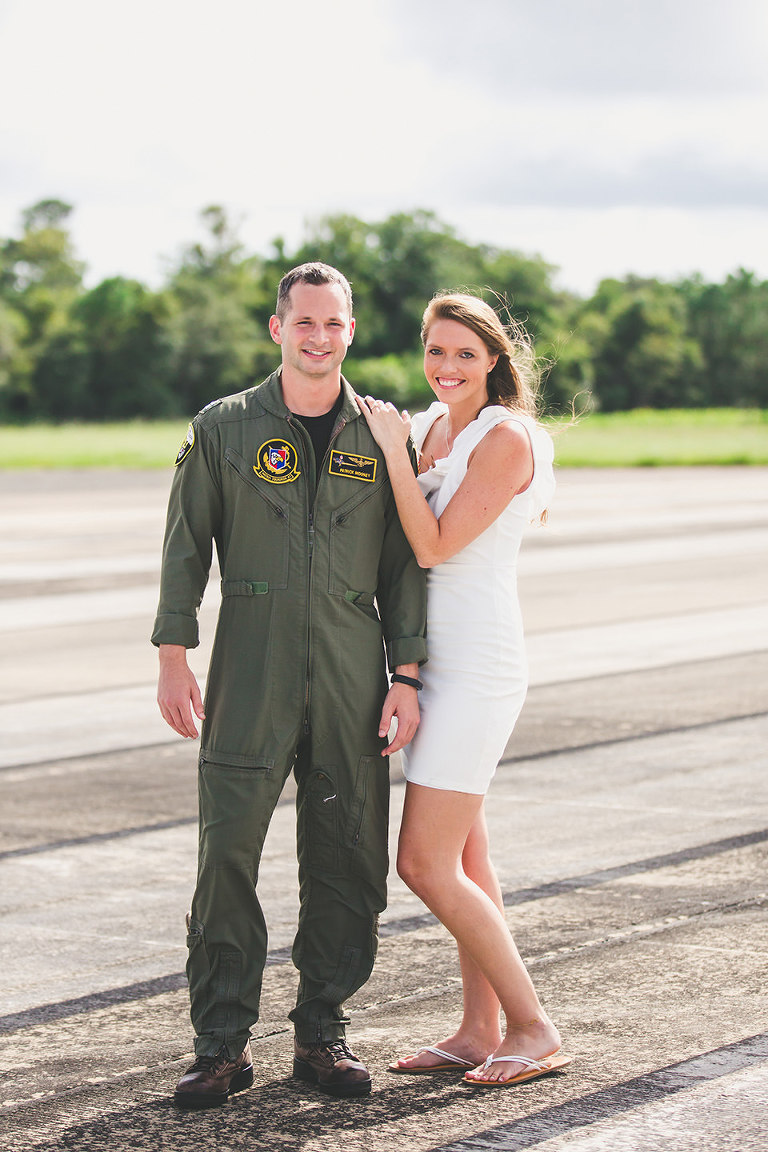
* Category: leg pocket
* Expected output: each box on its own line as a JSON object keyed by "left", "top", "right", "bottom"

{"left": 185, "top": 914, "right": 211, "bottom": 1034}
{"left": 298, "top": 756, "right": 389, "bottom": 883}
{"left": 300, "top": 769, "right": 341, "bottom": 874}
{"left": 342, "top": 756, "right": 389, "bottom": 886}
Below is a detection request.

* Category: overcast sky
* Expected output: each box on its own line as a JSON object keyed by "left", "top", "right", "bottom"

{"left": 1, "top": 0, "right": 766, "bottom": 295}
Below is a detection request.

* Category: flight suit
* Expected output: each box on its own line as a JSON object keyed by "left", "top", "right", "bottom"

{"left": 152, "top": 371, "right": 427, "bottom": 1055}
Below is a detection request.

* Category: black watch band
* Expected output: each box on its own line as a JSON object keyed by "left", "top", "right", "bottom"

{"left": 391, "top": 673, "right": 423, "bottom": 691}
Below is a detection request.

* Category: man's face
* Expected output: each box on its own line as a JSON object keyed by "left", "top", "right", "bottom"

{"left": 269, "top": 282, "right": 354, "bottom": 381}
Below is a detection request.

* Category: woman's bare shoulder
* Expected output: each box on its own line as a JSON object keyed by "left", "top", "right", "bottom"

{"left": 475, "top": 417, "right": 533, "bottom": 460}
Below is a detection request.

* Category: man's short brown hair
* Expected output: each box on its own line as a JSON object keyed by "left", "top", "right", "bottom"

{"left": 275, "top": 262, "right": 353, "bottom": 321}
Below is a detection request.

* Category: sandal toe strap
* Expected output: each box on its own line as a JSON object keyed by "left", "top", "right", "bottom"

{"left": 422, "top": 1046, "right": 470, "bottom": 1065}
{"left": 481, "top": 1054, "right": 549, "bottom": 1072}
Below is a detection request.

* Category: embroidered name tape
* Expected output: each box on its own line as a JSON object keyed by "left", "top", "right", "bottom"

{"left": 253, "top": 439, "right": 301, "bottom": 484}
{"left": 329, "top": 450, "right": 377, "bottom": 483}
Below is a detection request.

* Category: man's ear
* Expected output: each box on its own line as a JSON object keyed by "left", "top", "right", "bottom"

{"left": 347, "top": 317, "right": 356, "bottom": 346}
{"left": 268, "top": 315, "right": 282, "bottom": 346}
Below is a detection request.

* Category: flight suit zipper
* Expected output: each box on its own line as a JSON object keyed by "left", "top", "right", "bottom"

{"left": 286, "top": 416, "right": 315, "bottom": 737}
{"left": 288, "top": 413, "right": 347, "bottom": 738}
{"left": 304, "top": 503, "right": 314, "bottom": 736}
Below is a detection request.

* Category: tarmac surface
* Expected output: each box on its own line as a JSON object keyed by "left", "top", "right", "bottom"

{"left": 0, "top": 465, "right": 766, "bottom": 1151}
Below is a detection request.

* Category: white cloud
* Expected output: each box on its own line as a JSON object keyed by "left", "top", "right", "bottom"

{"left": 1, "top": 0, "right": 767, "bottom": 295}
{"left": 451, "top": 204, "right": 768, "bottom": 295}
{"left": 386, "top": 0, "right": 768, "bottom": 96}
{"left": 446, "top": 94, "right": 768, "bottom": 210}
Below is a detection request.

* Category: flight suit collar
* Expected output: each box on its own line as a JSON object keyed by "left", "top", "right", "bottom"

{"left": 259, "top": 369, "right": 362, "bottom": 425}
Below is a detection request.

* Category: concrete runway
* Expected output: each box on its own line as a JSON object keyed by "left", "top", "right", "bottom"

{"left": 1, "top": 465, "right": 766, "bottom": 1151}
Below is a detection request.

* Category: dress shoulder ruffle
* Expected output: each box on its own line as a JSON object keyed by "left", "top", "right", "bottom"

{"left": 411, "top": 402, "right": 554, "bottom": 519}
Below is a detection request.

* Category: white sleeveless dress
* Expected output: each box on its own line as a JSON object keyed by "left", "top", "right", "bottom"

{"left": 402, "top": 402, "right": 555, "bottom": 794}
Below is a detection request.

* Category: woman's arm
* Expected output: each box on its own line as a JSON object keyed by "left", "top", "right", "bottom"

{"left": 356, "top": 397, "right": 533, "bottom": 568}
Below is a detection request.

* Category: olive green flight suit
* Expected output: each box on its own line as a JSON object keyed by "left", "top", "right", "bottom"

{"left": 152, "top": 371, "right": 427, "bottom": 1055}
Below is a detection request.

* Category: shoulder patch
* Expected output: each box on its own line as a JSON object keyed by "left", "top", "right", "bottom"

{"left": 175, "top": 423, "right": 195, "bottom": 466}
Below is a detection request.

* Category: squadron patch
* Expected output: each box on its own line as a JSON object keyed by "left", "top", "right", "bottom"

{"left": 253, "top": 439, "right": 301, "bottom": 484}
{"left": 175, "top": 423, "right": 195, "bottom": 466}
{"left": 328, "top": 449, "right": 377, "bottom": 483}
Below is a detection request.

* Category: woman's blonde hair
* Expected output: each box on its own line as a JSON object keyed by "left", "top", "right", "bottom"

{"left": 420, "top": 293, "right": 540, "bottom": 418}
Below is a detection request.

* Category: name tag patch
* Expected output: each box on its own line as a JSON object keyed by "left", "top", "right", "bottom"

{"left": 253, "top": 439, "right": 301, "bottom": 484}
{"left": 329, "top": 450, "right": 377, "bottom": 483}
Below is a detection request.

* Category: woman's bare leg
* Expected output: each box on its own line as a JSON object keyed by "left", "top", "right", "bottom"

{"left": 394, "top": 782, "right": 561, "bottom": 1082}
{"left": 455, "top": 810, "right": 503, "bottom": 1037}
{"left": 391, "top": 810, "right": 503, "bottom": 1069}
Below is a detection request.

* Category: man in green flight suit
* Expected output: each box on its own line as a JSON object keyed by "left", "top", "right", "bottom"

{"left": 153, "top": 263, "right": 427, "bottom": 1107}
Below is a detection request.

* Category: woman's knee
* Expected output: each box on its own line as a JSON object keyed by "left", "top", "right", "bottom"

{"left": 396, "top": 842, "right": 427, "bottom": 893}
{"left": 396, "top": 842, "right": 449, "bottom": 900}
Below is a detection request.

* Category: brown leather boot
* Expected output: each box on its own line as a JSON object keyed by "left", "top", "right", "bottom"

{"left": 293, "top": 1038, "right": 371, "bottom": 1097}
{"left": 173, "top": 1042, "right": 253, "bottom": 1108}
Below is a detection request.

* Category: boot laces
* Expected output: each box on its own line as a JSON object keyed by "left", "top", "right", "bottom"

{"left": 189, "top": 1049, "right": 231, "bottom": 1074}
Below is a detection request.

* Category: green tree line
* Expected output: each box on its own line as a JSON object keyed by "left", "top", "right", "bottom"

{"left": 1, "top": 199, "right": 766, "bottom": 421}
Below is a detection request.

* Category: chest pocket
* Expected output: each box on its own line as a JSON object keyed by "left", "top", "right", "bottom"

{"left": 327, "top": 481, "right": 387, "bottom": 598}
{"left": 223, "top": 447, "right": 292, "bottom": 590}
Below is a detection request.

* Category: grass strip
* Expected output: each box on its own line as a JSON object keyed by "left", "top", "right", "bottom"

{"left": 0, "top": 409, "right": 766, "bottom": 468}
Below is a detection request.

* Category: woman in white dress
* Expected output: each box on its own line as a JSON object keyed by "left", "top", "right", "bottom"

{"left": 356, "top": 293, "right": 569, "bottom": 1086}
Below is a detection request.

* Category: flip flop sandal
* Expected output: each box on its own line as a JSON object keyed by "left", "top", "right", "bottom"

{"left": 388, "top": 1045, "right": 477, "bottom": 1074}
{"left": 464, "top": 1050, "right": 571, "bottom": 1086}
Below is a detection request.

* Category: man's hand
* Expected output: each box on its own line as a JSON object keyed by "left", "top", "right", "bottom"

{"left": 378, "top": 665, "right": 421, "bottom": 755}
{"left": 157, "top": 644, "right": 205, "bottom": 739}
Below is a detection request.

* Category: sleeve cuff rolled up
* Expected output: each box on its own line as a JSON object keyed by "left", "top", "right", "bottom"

{"left": 386, "top": 636, "right": 428, "bottom": 669}
{"left": 151, "top": 613, "right": 200, "bottom": 649}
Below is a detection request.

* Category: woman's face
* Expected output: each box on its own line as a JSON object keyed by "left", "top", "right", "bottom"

{"left": 423, "top": 318, "right": 498, "bottom": 409}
